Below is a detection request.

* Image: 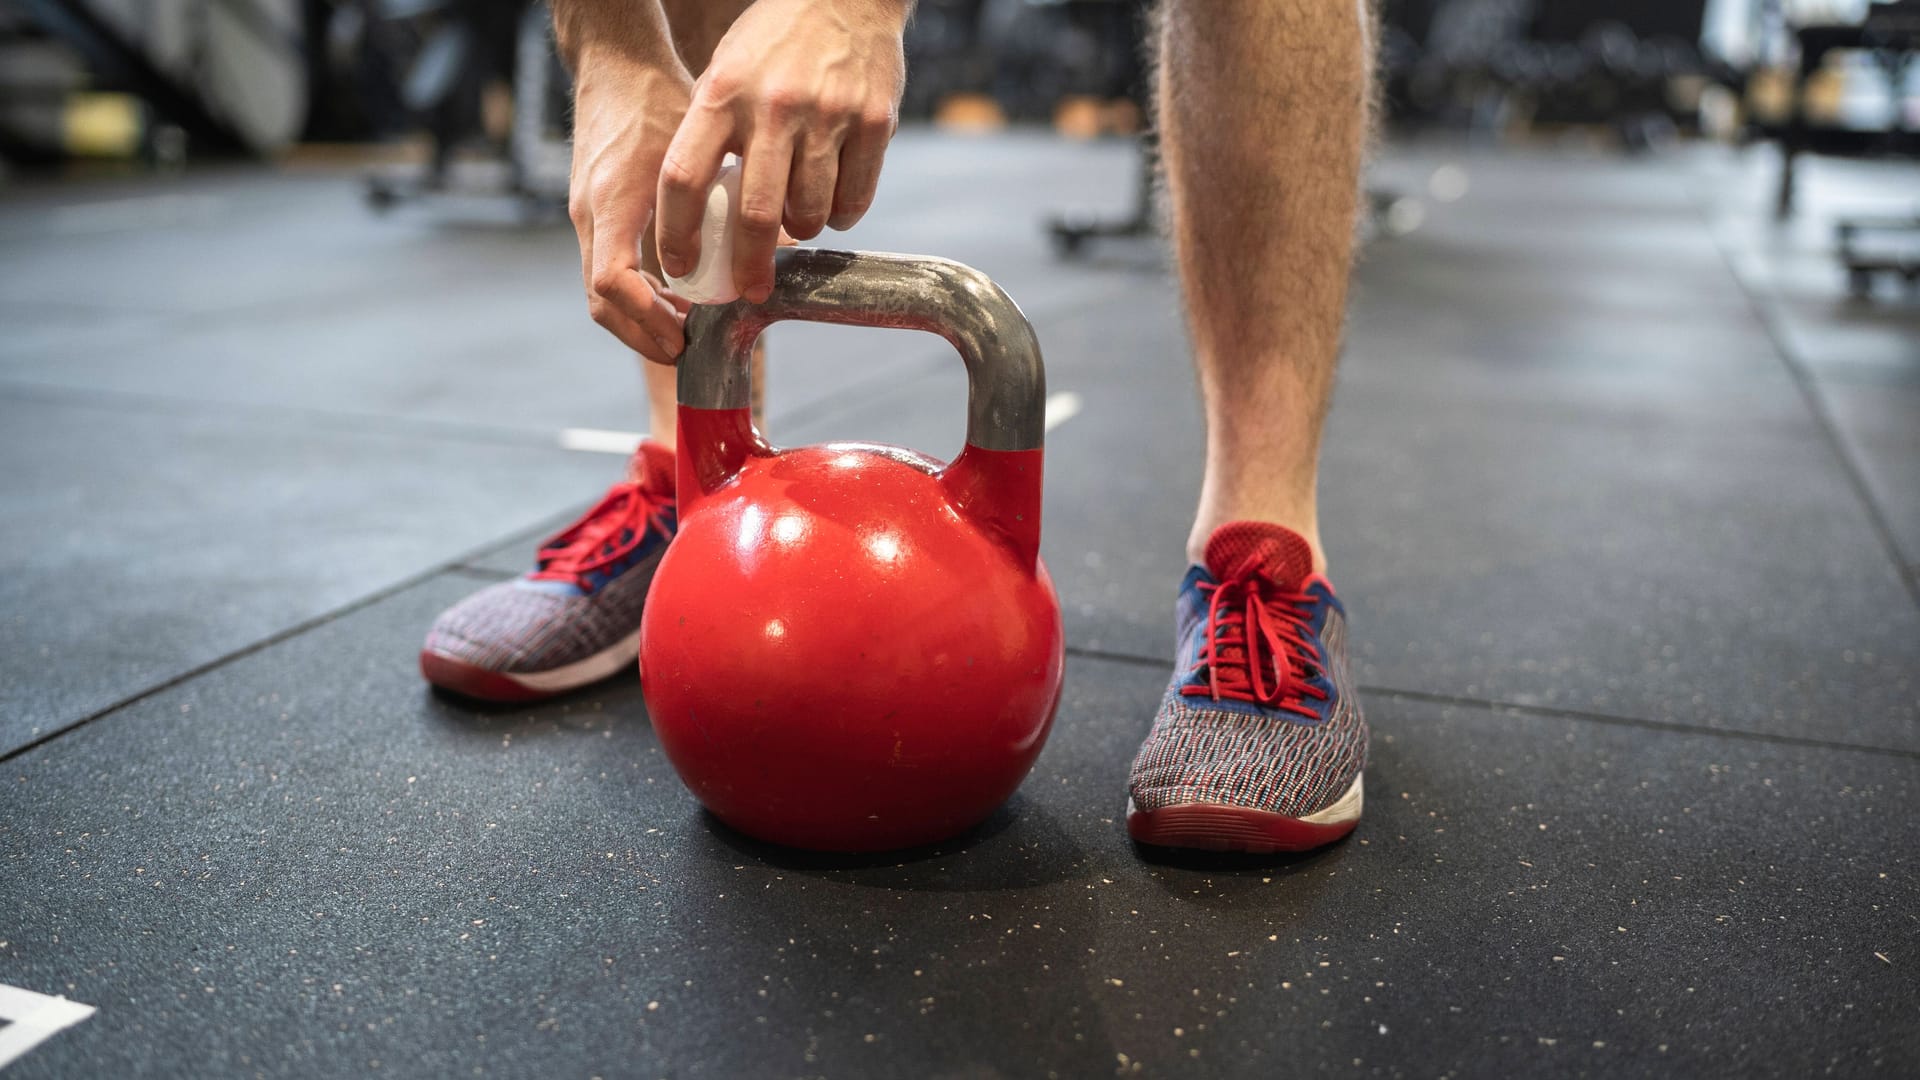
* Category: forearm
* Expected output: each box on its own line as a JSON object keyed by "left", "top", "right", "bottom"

{"left": 551, "top": 0, "right": 679, "bottom": 73}
{"left": 849, "top": 0, "right": 916, "bottom": 23}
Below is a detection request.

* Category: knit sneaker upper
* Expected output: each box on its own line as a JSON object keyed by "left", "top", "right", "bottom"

{"left": 1129, "top": 522, "right": 1368, "bottom": 819}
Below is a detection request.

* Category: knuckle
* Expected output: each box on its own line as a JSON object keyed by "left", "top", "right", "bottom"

{"left": 760, "top": 85, "right": 809, "bottom": 121}
{"left": 586, "top": 175, "right": 622, "bottom": 205}
{"left": 738, "top": 202, "right": 782, "bottom": 232}
{"left": 698, "top": 69, "right": 743, "bottom": 104}
{"left": 816, "top": 92, "right": 857, "bottom": 120}
{"left": 589, "top": 268, "right": 621, "bottom": 298}
{"left": 658, "top": 156, "right": 701, "bottom": 195}
{"left": 860, "top": 108, "right": 896, "bottom": 137}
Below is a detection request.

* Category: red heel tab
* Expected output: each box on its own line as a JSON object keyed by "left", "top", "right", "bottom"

{"left": 631, "top": 440, "right": 677, "bottom": 497}
{"left": 1203, "top": 522, "right": 1313, "bottom": 590}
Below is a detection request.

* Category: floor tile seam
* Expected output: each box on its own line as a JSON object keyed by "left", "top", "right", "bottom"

{"left": 0, "top": 292, "right": 346, "bottom": 332}
{"left": 0, "top": 376, "right": 564, "bottom": 452}
{"left": 10, "top": 581, "right": 1913, "bottom": 769}
{"left": 144, "top": 271, "right": 574, "bottom": 334}
{"left": 0, "top": 522, "right": 579, "bottom": 767}
{"left": 1800, "top": 365, "right": 1920, "bottom": 394}
{"left": 0, "top": 279, "right": 1148, "bottom": 453}
{"left": 1684, "top": 180, "right": 1920, "bottom": 609}
{"left": 1060, "top": 646, "right": 1920, "bottom": 763}
{"left": 765, "top": 280, "right": 1156, "bottom": 437}
{"left": 0, "top": 161, "right": 329, "bottom": 206}
{"left": 1727, "top": 294, "right": 1920, "bottom": 597}
{"left": 1330, "top": 374, "right": 1836, "bottom": 438}
{"left": 0, "top": 270, "right": 559, "bottom": 349}
{"left": 3, "top": 222, "right": 1150, "bottom": 342}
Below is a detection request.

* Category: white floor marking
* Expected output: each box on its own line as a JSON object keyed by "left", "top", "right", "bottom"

{"left": 560, "top": 392, "right": 1077, "bottom": 453}
{"left": 0, "top": 984, "right": 97, "bottom": 1068}
{"left": 559, "top": 427, "right": 647, "bottom": 455}
{"left": 1044, "top": 391, "right": 1082, "bottom": 432}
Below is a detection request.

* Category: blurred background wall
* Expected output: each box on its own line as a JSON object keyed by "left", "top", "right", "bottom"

{"left": 1, "top": 0, "right": 1915, "bottom": 201}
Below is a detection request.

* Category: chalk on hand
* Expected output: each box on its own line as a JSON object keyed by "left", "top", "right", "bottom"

{"left": 663, "top": 161, "right": 742, "bottom": 305}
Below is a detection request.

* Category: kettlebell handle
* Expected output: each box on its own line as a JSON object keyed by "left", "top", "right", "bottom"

{"left": 680, "top": 249, "right": 1046, "bottom": 453}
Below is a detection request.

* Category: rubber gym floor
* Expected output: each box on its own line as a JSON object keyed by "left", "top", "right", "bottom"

{"left": 1, "top": 133, "right": 1916, "bottom": 1078}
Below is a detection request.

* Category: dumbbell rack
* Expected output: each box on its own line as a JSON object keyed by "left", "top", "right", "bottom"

{"left": 1046, "top": 131, "right": 1157, "bottom": 257}
{"left": 362, "top": 0, "right": 569, "bottom": 220}
{"left": 1836, "top": 216, "right": 1920, "bottom": 298}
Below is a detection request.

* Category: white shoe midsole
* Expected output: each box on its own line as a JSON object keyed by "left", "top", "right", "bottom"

{"left": 505, "top": 629, "right": 642, "bottom": 692}
{"left": 1301, "top": 773, "right": 1365, "bottom": 825}
{"left": 1125, "top": 772, "right": 1366, "bottom": 825}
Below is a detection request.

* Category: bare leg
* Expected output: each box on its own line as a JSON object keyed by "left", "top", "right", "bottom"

{"left": 1156, "top": 0, "right": 1373, "bottom": 570}
{"left": 641, "top": 0, "right": 765, "bottom": 443}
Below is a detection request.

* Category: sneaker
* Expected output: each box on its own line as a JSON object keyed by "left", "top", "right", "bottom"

{"left": 1126, "top": 521, "right": 1367, "bottom": 853}
{"left": 419, "top": 440, "right": 676, "bottom": 702}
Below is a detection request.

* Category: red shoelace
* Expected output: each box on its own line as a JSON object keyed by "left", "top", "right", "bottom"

{"left": 529, "top": 482, "right": 674, "bottom": 588}
{"left": 1181, "top": 567, "right": 1330, "bottom": 720}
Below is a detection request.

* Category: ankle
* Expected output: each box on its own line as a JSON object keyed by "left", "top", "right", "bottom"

{"left": 1187, "top": 515, "right": 1327, "bottom": 574}
{"left": 647, "top": 406, "right": 677, "bottom": 447}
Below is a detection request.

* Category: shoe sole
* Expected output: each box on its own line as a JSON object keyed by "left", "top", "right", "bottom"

{"left": 419, "top": 629, "right": 641, "bottom": 704}
{"left": 1126, "top": 774, "right": 1363, "bottom": 853}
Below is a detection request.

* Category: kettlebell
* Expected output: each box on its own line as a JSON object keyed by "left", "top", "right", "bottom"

{"left": 640, "top": 248, "right": 1065, "bottom": 853}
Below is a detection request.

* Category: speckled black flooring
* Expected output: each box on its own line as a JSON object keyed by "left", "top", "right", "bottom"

{"left": 2, "top": 135, "right": 1916, "bottom": 1078}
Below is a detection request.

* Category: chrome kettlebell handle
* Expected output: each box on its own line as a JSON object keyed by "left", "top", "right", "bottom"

{"left": 679, "top": 249, "right": 1046, "bottom": 453}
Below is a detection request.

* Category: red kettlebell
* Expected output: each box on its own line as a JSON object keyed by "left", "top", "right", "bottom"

{"left": 639, "top": 249, "right": 1065, "bottom": 852}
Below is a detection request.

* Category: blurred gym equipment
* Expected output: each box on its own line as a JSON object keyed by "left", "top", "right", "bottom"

{"left": 2, "top": 0, "right": 307, "bottom": 161}
{"left": 1837, "top": 214, "right": 1920, "bottom": 297}
{"left": 344, "top": 0, "right": 569, "bottom": 215}
{"left": 1047, "top": 130, "right": 1155, "bottom": 257}
{"left": 1764, "top": 0, "right": 1920, "bottom": 219}
{"left": 1037, "top": 0, "right": 1153, "bottom": 257}
{"left": 1387, "top": 0, "right": 1715, "bottom": 148}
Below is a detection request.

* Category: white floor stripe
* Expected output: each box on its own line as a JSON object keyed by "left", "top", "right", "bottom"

{"left": 1044, "top": 391, "right": 1082, "bottom": 432}
{"left": 559, "top": 427, "right": 647, "bottom": 455}
{"left": 0, "top": 984, "right": 97, "bottom": 1068}
{"left": 561, "top": 391, "right": 1076, "bottom": 455}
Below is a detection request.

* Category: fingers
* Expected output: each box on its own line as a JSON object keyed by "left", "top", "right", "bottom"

{"left": 828, "top": 108, "right": 893, "bottom": 232}
{"left": 732, "top": 127, "right": 793, "bottom": 305}
{"left": 656, "top": 108, "right": 733, "bottom": 281}
{"left": 577, "top": 215, "right": 684, "bottom": 362}
{"left": 589, "top": 288, "right": 684, "bottom": 364}
{"left": 590, "top": 277, "right": 686, "bottom": 363}
{"left": 582, "top": 188, "right": 686, "bottom": 362}
{"left": 634, "top": 270, "right": 689, "bottom": 357}
{"left": 783, "top": 131, "right": 840, "bottom": 241}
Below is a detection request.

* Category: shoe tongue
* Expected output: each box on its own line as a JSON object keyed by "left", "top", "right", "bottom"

{"left": 627, "top": 440, "right": 676, "bottom": 496}
{"left": 1204, "top": 521, "right": 1313, "bottom": 588}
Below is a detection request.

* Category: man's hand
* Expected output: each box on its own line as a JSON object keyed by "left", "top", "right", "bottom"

{"left": 567, "top": 32, "right": 695, "bottom": 363}
{"left": 655, "top": 0, "right": 910, "bottom": 305}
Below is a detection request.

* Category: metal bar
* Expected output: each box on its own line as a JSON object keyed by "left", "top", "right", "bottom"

{"left": 681, "top": 249, "right": 1048, "bottom": 453}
